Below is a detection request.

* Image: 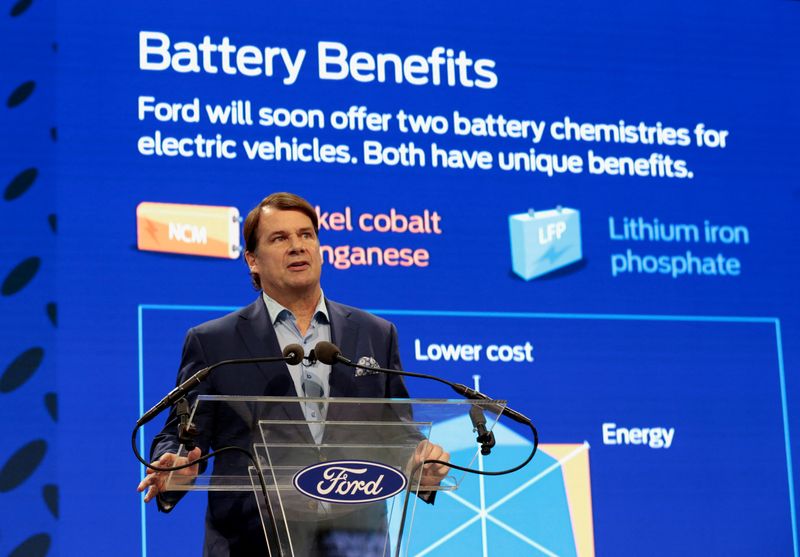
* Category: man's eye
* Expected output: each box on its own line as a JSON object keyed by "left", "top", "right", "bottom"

{"left": 272, "top": 236, "right": 286, "bottom": 242}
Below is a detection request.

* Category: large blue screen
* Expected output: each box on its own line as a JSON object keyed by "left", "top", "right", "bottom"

{"left": 1, "top": 1, "right": 799, "bottom": 556}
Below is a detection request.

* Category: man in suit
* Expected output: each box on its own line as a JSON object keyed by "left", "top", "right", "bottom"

{"left": 138, "top": 192, "right": 449, "bottom": 556}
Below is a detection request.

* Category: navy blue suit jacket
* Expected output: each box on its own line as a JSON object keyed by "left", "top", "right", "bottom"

{"left": 151, "top": 297, "right": 412, "bottom": 556}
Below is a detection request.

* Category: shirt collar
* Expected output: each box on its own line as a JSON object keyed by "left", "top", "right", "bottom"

{"left": 261, "top": 290, "right": 329, "bottom": 325}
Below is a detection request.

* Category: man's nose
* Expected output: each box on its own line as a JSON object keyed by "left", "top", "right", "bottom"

{"left": 288, "top": 234, "right": 305, "bottom": 251}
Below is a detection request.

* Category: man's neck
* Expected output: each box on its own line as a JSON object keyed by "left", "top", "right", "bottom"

{"left": 265, "top": 287, "right": 322, "bottom": 333}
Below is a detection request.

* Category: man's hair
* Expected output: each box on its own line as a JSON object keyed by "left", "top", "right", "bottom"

{"left": 242, "top": 192, "right": 319, "bottom": 290}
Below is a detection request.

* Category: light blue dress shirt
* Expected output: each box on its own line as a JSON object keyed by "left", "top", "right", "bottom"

{"left": 261, "top": 291, "right": 331, "bottom": 442}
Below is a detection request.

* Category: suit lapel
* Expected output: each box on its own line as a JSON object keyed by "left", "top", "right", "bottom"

{"left": 327, "top": 299, "right": 359, "bottom": 399}
{"left": 235, "top": 299, "right": 296, "bottom": 391}
{"left": 325, "top": 299, "right": 363, "bottom": 438}
{"left": 235, "top": 298, "right": 307, "bottom": 428}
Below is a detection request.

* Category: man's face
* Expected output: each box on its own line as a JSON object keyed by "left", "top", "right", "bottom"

{"left": 245, "top": 207, "right": 322, "bottom": 299}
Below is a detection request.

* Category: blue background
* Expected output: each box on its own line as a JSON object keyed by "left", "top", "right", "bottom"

{"left": 1, "top": 0, "right": 799, "bottom": 555}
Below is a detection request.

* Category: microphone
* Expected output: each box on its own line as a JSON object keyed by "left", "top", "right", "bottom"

{"left": 469, "top": 405, "right": 496, "bottom": 455}
{"left": 137, "top": 343, "right": 304, "bottom": 426}
{"left": 314, "top": 340, "right": 348, "bottom": 365}
{"left": 283, "top": 343, "right": 304, "bottom": 365}
{"left": 448, "top": 383, "right": 531, "bottom": 426}
{"left": 312, "top": 341, "right": 531, "bottom": 426}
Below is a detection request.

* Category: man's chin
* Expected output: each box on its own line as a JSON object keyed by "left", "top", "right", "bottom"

{"left": 285, "top": 275, "right": 321, "bottom": 292}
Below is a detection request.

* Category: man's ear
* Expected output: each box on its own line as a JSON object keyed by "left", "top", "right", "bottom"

{"left": 244, "top": 250, "right": 256, "bottom": 271}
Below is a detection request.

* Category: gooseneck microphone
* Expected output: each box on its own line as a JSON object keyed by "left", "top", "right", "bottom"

{"left": 469, "top": 405, "right": 497, "bottom": 455}
{"left": 314, "top": 340, "right": 347, "bottom": 366}
{"left": 315, "top": 340, "right": 538, "bottom": 485}
{"left": 136, "top": 343, "right": 304, "bottom": 427}
{"left": 132, "top": 344, "right": 302, "bottom": 552}
{"left": 313, "top": 340, "right": 531, "bottom": 426}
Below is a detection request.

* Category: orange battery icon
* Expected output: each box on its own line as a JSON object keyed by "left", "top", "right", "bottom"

{"left": 136, "top": 202, "right": 241, "bottom": 259}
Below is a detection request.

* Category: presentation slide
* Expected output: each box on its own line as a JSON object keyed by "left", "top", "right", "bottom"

{"left": 1, "top": 1, "right": 798, "bottom": 555}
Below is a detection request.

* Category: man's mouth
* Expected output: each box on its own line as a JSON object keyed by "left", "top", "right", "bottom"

{"left": 288, "top": 261, "right": 309, "bottom": 271}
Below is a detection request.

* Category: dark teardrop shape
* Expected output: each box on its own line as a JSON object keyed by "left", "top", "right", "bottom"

{"left": 1, "top": 347, "right": 44, "bottom": 393}
{"left": 9, "top": 533, "right": 51, "bottom": 557}
{"left": 4, "top": 167, "right": 38, "bottom": 201}
{"left": 50, "top": 126, "right": 57, "bottom": 141}
{"left": 0, "top": 440, "right": 47, "bottom": 492}
{"left": 43, "top": 484, "right": 59, "bottom": 518}
{"left": 7, "top": 80, "right": 35, "bottom": 108}
{"left": 47, "top": 213, "right": 57, "bottom": 233}
{"left": 2, "top": 256, "right": 40, "bottom": 296}
{"left": 9, "top": 0, "right": 33, "bottom": 17}
{"left": 44, "top": 392, "right": 57, "bottom": 421}
{"left": 46, "top": 302, "right": 57, "bottom": 325}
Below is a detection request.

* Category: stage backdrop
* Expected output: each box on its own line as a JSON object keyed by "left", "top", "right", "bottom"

{"left": 1, "top": 1, "right": 799, "bottom": 556}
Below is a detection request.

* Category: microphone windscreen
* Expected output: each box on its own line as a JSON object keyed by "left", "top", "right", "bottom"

{"left": 314, "top": 341, "right": 341, "bottom": 365}
{"left": 282, "top": 343, "right": 304, "bottom": 365}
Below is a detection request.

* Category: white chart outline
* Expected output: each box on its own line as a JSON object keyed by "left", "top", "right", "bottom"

{"left": 137, "top": 306, "right": 795, "bottom": 557}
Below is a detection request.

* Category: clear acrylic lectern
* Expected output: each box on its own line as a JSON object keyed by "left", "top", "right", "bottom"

{"left": 165, "top": 396, "right": 505, "bottom": 557}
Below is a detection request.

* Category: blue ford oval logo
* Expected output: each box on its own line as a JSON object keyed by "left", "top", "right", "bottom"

{"left": 293, "top": 460, "right": 407, "bottom": 504}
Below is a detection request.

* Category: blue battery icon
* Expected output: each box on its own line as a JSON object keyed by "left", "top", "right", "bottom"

{"left": 509, "top": 207, "right": 583, "bottom": 280}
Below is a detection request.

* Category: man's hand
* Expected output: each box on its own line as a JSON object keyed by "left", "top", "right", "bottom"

{"left": 413, "top": 441, "right": 450, "bottom": 488}
{"left": 137, "top": 447, "right": 201, "bottom": 503}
